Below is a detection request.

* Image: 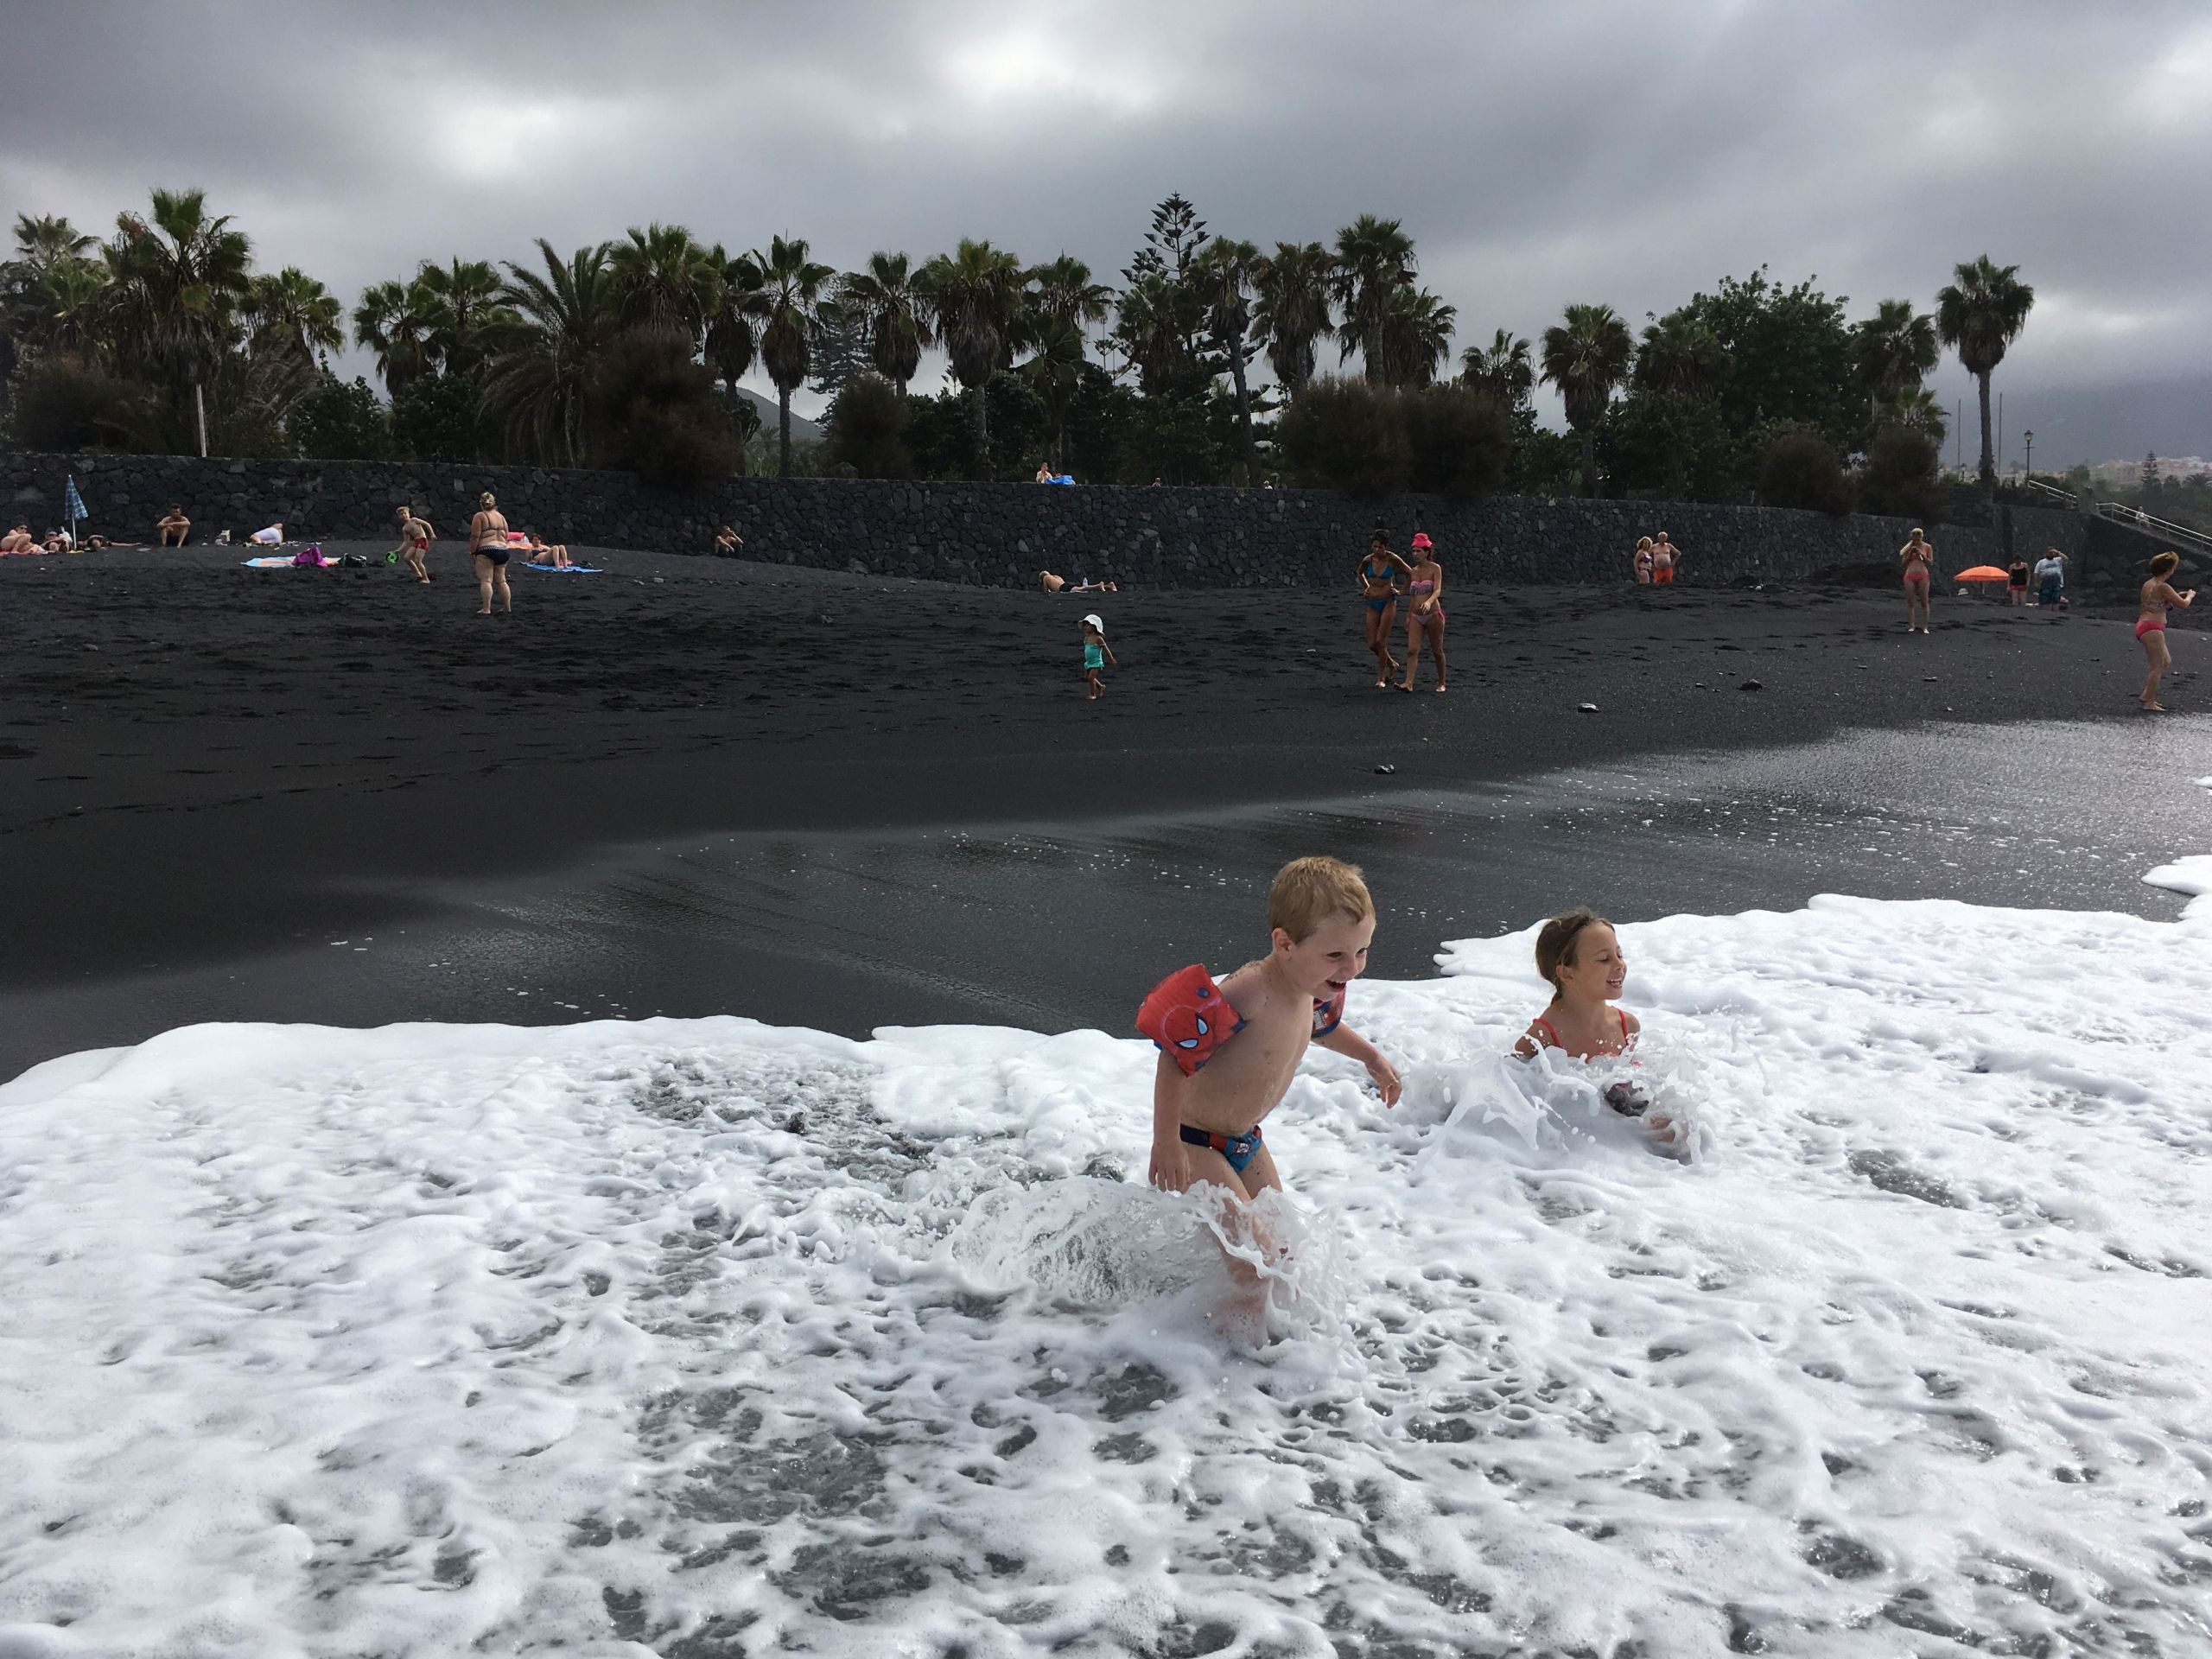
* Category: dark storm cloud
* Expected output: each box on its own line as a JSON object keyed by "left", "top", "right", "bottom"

{"left": 3, "top": 0, "right": 2205, "bottom": 459}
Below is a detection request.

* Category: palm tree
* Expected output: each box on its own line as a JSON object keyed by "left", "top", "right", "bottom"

{"left": 39, "top": 258, "right": 111, "bottom": 355}
{"left": 1022, "top": 316, "right": 1087, "bottom": 470}
{"left": 737, "top": 234, "right": 836, "bottom": 476}
{"left": 11, "top": 213, "right": 97, "bottom": 276}
{"left": 1110, "top": 268, "right": 1201, "bottom": 396}
{"left": 918, "top": 238, "right": 1027, "bottom": 475}
{"left": 103, "top": 188, "right": 253, "bottom": 455}
{"left": 1027, "top": 254, "right": 1113, "bottom": 334}
{"left": 1633, "top": 315, "right": 1724, "bottom": 399}
{"left": 702, "top": 243, "right": 760, "bottom": 395}
{"left": 1540, "top": 302, "right": 1636, "bottom": 497}
{"left": 480, "top": 238, "right": 617, "bottom": 467}
{"left": 1935, "top": 257, "right": 2034, "bottom": 492}
{"left": 352, "top": 279, "right": 433, "bottom": 396}
{"left": 410, "top": 257, "right": 504, "bottom": 375}
{"left": 1255, "top": 240, "right": 1335, "bottom": 397}
{"left": 839, "top": 251, "right": 929, "bottom": 395}
{"left": 610, "top": 222, "right": 716, "bottom": 343}
{"left": 1459, "top": 328, "right": 1534, "bottom": 408}
{"left": 1372, "top": 286, "right": 1457, "bottom": 387}
{"left": 1330, "top": 213, "right": 1414, "bottom": 378}
{"left": 1851, "top": 298, "right": 1939, "bottom": 412}
{"left": 244, "top": 267, "right": 344, "bottom": 367}
{"left": 1193, "top": 237, "right": 1265, "bottom": 483}
{"left": 1874, "top": 387, "right": 1948, "bottom": 447}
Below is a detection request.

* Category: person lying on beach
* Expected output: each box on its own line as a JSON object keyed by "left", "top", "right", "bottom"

{"left": 393, "top": 505, "right": 435, "bottom": 584}
{"left": 1070, "top": 577, "right": 1116, "bottom": 592}
{"left": 248, "top": 524, "right": 285, "bottom": 546}
{"left": 156, "top": 506, "right": 191, "bottom": 546}
{"left": 714, "top": 524, "right": 743, "bottom": 556}
{"left": 42, "top": 529, "right": 73, "bottom": 552}
{"left": 1514, "top": 907, "right": 1675, "bottom": 1144}
{"left": 522, "top": 531, "right": 571, "bottom": 568}
{"left": 1039, "top": 569, "right": 1067, "bottom": 593}
{"left": 1080, "top": 613, "right": 1116, "bottom": 699}
{"left": 1138, "top": 857, "right": 1402, "bottom": 1319}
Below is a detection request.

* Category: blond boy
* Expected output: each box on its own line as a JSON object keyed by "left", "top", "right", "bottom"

{"left": 1138, "top": 856, "right": 1401, "bottom": 1204}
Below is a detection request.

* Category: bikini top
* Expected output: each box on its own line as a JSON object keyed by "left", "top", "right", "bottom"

{"left": 1531, "top": 1007, "right": 1630, "bottom": 1055}
{"left": 1408, "top": 579, "right": 1435, "bottom": 594}
{"left": 1364, "top": 559, "right": 1395, "bottom": 582}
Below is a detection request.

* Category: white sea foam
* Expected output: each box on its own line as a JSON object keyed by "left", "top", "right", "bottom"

{"left": 2, "top": 881, "right": 2209, "bottom": 1656}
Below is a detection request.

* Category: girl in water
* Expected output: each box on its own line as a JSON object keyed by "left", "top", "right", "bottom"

{"left": 1899, "top": 528, "right": 1935, "bottom": 633}
{"left": 468, "top": 492, "right": 512, "bottom": 616}
{"left": 1398, "top": 532, "right": 1446, "bottom": 694}
{"left": 1514, "top": 908, "right": 1675, "bottom": 1144}
{"left": 2137, "top": 550, "right": 2196, "bottom": 712}
{"left": 1358, "top": 531, "right": 1411, "bottom": 687}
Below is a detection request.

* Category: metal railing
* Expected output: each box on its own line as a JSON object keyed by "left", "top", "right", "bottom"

{"left": 2016, "top": 477, "right": 2212, "bottom": 556}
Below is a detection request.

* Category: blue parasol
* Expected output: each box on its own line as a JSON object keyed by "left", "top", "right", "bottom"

{"left": 63, "top": 474, "right": 87, "bottom": 534}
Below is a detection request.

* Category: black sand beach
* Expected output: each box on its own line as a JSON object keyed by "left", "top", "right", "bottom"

{"left": 3, "top": 540, "right": 2205, "bottom": 1079}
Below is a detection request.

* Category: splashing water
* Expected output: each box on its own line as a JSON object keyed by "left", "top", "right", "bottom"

{"left": 2, "top": 880, "right": 2209, "bottom": 1656}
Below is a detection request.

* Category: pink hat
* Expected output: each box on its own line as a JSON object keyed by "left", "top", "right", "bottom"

{"left": 1410, "top": 532, "right": 1433, "bottom": 550}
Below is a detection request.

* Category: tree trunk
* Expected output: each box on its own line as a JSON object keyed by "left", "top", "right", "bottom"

{"left": 1580, "top": 427, "right": 1597, "bottom": 498}
{"left": 194, "top": 381, "right": 207, "bottom": 458}
{"left": 779, "top": 388, "right": 792, "bottom": 478}
{"left": 1230, "top": 346, "right": 1255, "bottom": 486}
{"left": 969, "top": 383, "right": 990, "bottom": 479}
{"left": 1975, "top": 370, "right": 1995, "bottom": 495}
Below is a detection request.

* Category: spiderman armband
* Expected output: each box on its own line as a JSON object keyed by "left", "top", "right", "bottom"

{"left": 1135, "top": 964, "right": 1246, "bottom": 1075}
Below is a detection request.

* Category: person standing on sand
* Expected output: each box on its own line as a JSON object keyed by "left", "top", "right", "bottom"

{"left": 1651, "top": 531, "right": 1678, "bottom": 585}
{"left": 468, "top": 492, "right": 512, "bottom": 616}
{"left": 2034, "top": 549, "right": 2067, "bottom": 607}
{"left": 1633, "top": 537, "right": 1655, "bottom": 584}
{"left": 1899, "top": 528, "right": 1935, "bottom": 633}
{"left": 1358, "top": 530, "right": 1410, "bottom": 688}
{"left": 156, "top": 505, "right": 191, "bottom": 546}
{"left": 1081, "top": 613, "right": 1116, "bottom": 699}
{"left": 2136, "top": 551, "right": 2196, "bottom": 712}
{"left": 1398, "top": 532, "right": 1447, "bottom": 694}
{"left": 394, "top": 505, "right": 435, "bottom": 584}
{"left": 2006, "top": 555, "right": 2031, "bottom": 607}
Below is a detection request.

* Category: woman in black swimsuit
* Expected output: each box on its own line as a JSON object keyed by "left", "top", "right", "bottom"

{"left": 1358, "top": 530, "right": 1411, "bottom": 688}
{"left": 468, "top": 492, "right": 512, "bottom": 616}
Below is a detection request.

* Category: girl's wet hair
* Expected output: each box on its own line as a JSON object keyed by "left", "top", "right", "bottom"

{"left": 1535, "top": 907, "right": 1610, "bottom": 988}
{"left": 2152, "top": 550, "right": 2180, "bottom": 576}
{"left": 479, "top": 492, "right": 498, "bottom": 510}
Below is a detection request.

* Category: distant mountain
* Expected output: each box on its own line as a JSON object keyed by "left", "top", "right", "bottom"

{"left": 730, "top": 386, "right": 824, "bottom": 446}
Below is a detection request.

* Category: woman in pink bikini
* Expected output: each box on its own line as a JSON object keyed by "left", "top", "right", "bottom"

{"left": 1397, "top": 532, "right": 1446, "bottom": 693}
{"left": 2136, "top": 550, "right": 2196, "bottom": 712}
{"left": 1899, "top": 528, "right": 1935, "bottom": 633}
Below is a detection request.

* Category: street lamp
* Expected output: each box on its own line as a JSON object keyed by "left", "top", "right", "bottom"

{"left": 2024, "top": 429, "right": 2035, "bottom": 486}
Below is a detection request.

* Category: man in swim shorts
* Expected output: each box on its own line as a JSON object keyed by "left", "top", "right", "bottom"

{"left": 1651, "top": 531, "right": 1680, "bottom": 584}
{"left": 156, "top": 505, "right": 191, "bottom": 546}
{"left": 1137, "top": 856, "right": 1401, "bottom": 1217}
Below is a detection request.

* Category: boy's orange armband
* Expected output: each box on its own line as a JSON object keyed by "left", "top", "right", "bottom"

{"left": 1135, "top": 964, "right": 1245, "bottom": 1074}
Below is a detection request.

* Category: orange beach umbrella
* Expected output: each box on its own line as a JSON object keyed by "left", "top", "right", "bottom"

{"left": 1954, "top": 565, "right": 2011, "bottom": 582}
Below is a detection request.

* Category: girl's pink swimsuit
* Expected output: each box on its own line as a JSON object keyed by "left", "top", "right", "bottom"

{"left": 1408, "top": 578, "right": 1442, "bottom": 620}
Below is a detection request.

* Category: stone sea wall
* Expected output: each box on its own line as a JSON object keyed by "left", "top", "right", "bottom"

{"left": 2, "top": 450, "right": 2085, "bottom": 588}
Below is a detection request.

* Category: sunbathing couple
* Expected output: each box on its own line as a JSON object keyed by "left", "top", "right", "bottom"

{"left": 1137, "top": 857, "right": 1669, "bottom": 1326}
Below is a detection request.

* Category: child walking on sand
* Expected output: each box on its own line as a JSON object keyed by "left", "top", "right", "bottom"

{"left": 1514, "top": 907, "right": 1675, "bottom": 1145}
{"left": 1081, "top": 613, "right": 1116, "bottom": 699}
{"left": 1136, "top": 858, "right": 1402, "bottom": 1318}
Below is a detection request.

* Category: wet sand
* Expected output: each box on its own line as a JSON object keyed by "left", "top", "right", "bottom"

{"left": 3, "top": 539, "right": 2203, "bottom": 1078}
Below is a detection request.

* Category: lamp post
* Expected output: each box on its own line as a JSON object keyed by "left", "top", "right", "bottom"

{"left": 2024, "top": 429, "right": 2034, "bottom": 486}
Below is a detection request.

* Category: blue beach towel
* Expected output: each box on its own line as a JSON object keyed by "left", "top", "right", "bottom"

{"left": 521, "top": 563, "right": 601, "bottom": 574}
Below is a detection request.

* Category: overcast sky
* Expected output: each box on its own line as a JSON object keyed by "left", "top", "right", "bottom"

{"left": 4, "top": 0, "right": 2207, "bottom": 466}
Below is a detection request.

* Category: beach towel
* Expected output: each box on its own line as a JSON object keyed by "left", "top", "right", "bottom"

{"left": 521, "top": 563, "right": 601, "bottom": 574}
{"left": 242, "top": 556, "right": 327, "bottom": 569}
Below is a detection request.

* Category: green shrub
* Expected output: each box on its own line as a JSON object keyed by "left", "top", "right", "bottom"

{"left": 1275, "top": 376, "right": 1409, "bottom": 498}
{"left": 4, "top": 352, "right": 149, "bottom": 452}
{"left": 1759, "top": 426, "right": 1855, "bottom": 516}
{"left": 823, "top": 372, "right": 913, "bottom": 479}
{"left": 591, "top": 329, "right": 741, "bottom": 487}
{"left": 1857, "top": 426, "right": 1942, "bottom": 522}
{"left": 1404, "top": 385, "right": 1515, "bottom": 501}
{"left": 289, "top": 372, "right": 395, "bottom": 461}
